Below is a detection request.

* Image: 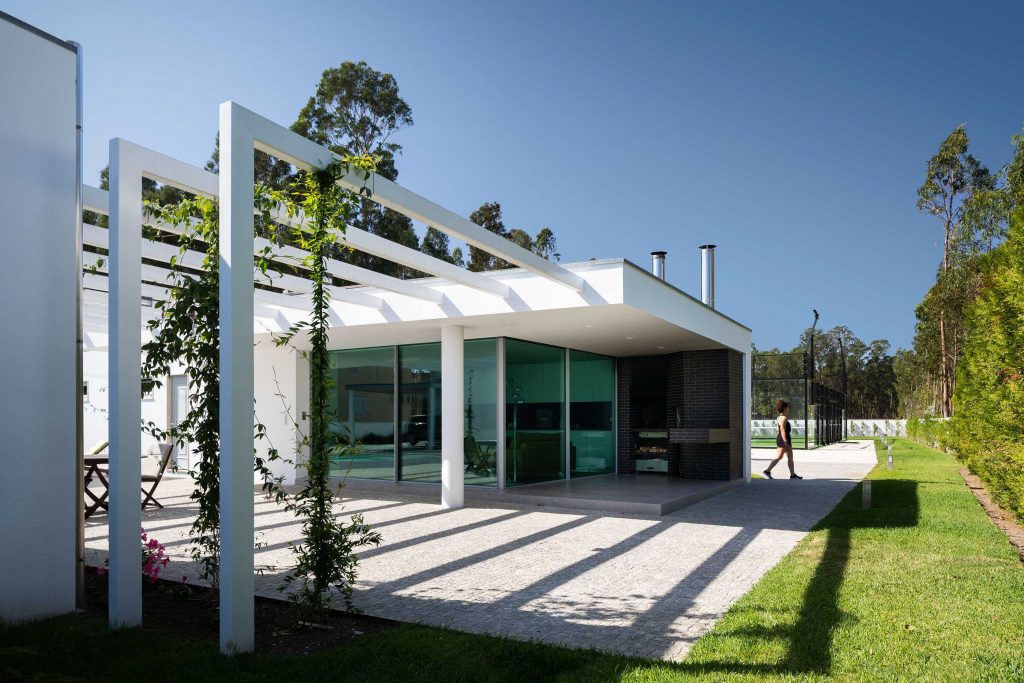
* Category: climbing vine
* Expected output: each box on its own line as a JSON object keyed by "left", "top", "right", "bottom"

{"left": 141, "top": 191, "right": 286, "bottom": 593}
{"left": 271, "top": 157, "right": 382, "bottom": 616}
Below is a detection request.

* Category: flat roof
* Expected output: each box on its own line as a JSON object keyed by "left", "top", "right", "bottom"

{"left": 0, "top": 11, "right": 77, "bottom": 52}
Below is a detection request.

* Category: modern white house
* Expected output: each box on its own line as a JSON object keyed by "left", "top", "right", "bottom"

{"left": 81, "top": 246, "right": 753, "bottom": 494}
{"left": 0, "top": 10, "right": 752, "bottom": 653}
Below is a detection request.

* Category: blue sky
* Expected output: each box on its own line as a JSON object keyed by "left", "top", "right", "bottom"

{"left": 6, "top": 1, "right": 1023, "bottom": 350}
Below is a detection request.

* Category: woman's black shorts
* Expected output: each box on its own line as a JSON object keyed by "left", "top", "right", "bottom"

{"left": 776, "top": 435, "right": 788, "bottom": 448}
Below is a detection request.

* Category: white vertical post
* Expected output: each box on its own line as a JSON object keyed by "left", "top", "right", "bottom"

{"left": 348, "top": 389, "right": 356, "bottom": 437}
{"left": 218, "top": 102, "right": 255, "bottom": 654}
{"left": 496, "top": 337, "right": 506, "bottom": 489}
{"left": 742, "top": 349, "right": 752, "bottom": 483}
{"left": 428, "top": 384, "right": 436, "bottom": 450}
{"left": 108, "top": 139, "right": 142, "bottom": 627}
{"left": 295, "top": 352, "right": 311, "bottom": 480}
{"left": 564, "top": 348, "right": 571, "bottom": 479}
{"left": 441, "top": 325, "right": 465, "bottom": 508}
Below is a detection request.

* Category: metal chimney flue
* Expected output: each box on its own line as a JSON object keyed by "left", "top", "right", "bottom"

{"left": 699, "top": 244, "right": 716, "bottom": 308}
{"left": 651, "top": 251, "right": 667, "bottom": 280}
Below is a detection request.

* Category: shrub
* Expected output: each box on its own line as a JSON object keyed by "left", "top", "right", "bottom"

{"left": 949, "top": 206, "right": 1024, "bottom": 523}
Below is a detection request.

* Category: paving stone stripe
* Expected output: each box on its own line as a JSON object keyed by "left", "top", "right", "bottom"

{"left": 84, "top": 441, "right": 875, "bottom": 661}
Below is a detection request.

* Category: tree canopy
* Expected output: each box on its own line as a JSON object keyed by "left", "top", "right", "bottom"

{"left": 755, "top": 326, "right": 899, "bottom": 419}
{"left": 88, "top": 59, "right": 566, "bottom": 277}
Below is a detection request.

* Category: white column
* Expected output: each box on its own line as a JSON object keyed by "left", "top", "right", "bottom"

{"left": 427, "top": 385, "right": 436, "bottom": 450}
{"left": 496, "top": 338, "right": 506, "bottom": 489}
{"left": 742, "top": 349, "right": 752, "bottom": 483}
{"left": 218, "top": 102, "right": 255, "bottom": 653}
{"left": 295, "top": 352, "right": 311, "bottom": 480}
{"left": 441, "top": 325, "right": 464, "bottom": 508}
{"left": 108, "top": 139, "right": 142, "bottom": 627}
{"left": 348, "top": 389, "right": 356, "bottom": 438}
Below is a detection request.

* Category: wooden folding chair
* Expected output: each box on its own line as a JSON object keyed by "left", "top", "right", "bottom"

{"left": 141, "top": 442, "right": 174, "bottom": 510}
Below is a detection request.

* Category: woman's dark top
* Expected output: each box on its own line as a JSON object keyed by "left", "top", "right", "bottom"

{"left": 776, "top": 417, "right": 791, "bottom": 448}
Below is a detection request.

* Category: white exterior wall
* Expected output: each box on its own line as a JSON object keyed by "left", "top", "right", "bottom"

{"left": 83, "top": 349, "right": 171, "bottom": 461}
{"left": 253, "top": 341, "right": 307, "bottom": 485}
{"left": 0, "top": 17, "right": 79, "bottom": 622}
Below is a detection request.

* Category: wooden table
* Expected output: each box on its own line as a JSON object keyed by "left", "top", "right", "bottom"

{"left": 83, "top": 455, "right": 109, "bottom": 518}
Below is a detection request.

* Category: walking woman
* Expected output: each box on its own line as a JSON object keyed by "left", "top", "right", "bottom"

{"left": 763, "top": 400, "right": 802, "bottom": 479}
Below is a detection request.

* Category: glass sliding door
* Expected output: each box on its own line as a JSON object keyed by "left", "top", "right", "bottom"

{"left": 464, "top": 339, "right": 498, "bottom": 486}
{"left": 398, "top": 343, "right": 442, "bottom": 483}
{"left": 505, "top": 339, "right": 565, "bottom": 486}
{"left": 328, "top": 347, "right": 395, "bottom": 480}
{"left": 569, "top": 350, "right": 616, "bottom": 477}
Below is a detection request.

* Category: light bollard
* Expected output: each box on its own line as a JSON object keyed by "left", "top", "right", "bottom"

{"left": 862, "top": 480, "right": 872, "bottom": 509}
{"left": 887, "top": 444, "right": 893, "bottom": 470}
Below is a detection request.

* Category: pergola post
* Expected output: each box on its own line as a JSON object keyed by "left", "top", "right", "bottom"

{"left": 441, "top": 325, "right": 465, "bottom": 509}
{"left": 218, "top": 102, "right": 255, "bottom": 654}
{"left": 107, "top": 139, "right": 142, "bottom": 628}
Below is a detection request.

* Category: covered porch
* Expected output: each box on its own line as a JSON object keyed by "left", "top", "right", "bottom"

{"left": 338, "top": 472, "right": 746, "bottom": 516}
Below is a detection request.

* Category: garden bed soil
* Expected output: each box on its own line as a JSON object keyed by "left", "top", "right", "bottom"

{"left": 960, "top": 467, "right": 1024, "bottom": 563}
{"left": 83, "top": 570, "right": 396, "bottom": 654}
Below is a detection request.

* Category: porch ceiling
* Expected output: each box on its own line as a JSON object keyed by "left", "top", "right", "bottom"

{"left": 319, "top": 303, "right": 728, "bottom": 357}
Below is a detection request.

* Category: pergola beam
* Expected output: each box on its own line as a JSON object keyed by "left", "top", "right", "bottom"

{"left": 254, "top": 236, "right": 443, "bottom": 305}
{"left": 85, "top": 183, "right": 510, "bottom": 300}
{"left": 83, "top": 229, "right": 386, "bottom": 310}
{"left": 262, "top": 204, "right": 510, "bottom": 298}
{"left": 335, "top": 169, "right": 585, "bottom": 292}
{"left": 83, "top": 184, "right": 108, "bottom": 214}
{"left": 231, "top": 105, "right": 582, "bottom": 293}
{"left": 337, "top": 226, "right": 510, "bottom": 298}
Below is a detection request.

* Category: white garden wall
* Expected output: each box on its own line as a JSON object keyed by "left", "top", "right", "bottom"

{"left": 0, "top": 14, "right": 79, "bottom": 622}
{"left": 82, "top": 349, "right": 171, "bottom": 465}
{"left": 253, "top": 341, "right": 308, "bottom": 485}
{"left": 847, "top": 419, "right": 907, "bottom": 437}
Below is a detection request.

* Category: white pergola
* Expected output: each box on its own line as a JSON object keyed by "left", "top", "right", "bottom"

{"left": 94, "top": 103, "right": 598, "bottom": 652}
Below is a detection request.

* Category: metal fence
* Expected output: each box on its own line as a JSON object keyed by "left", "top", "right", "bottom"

{"left": 752, "top": 352, "right": 845, "bottom": 449}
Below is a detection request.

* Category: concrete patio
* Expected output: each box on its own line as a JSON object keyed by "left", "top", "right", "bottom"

{"left": 337, "top": 472, "right": 747, "bottom": 516}
{"left": 84, "top": 441, "right": 877, "bottom": 661}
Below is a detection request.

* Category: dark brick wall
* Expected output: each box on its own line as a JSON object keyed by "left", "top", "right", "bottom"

{"left": 682, "top": 350, "right": 731, "bottom": 429}
{"left": 728, "top": 350, "right": 744, "bottom": 480}
{"left": 616, "top": 356, "right": 670, "bottom": 474}
{"left": 617, "top": 349, "right": 745, "bottom": 481}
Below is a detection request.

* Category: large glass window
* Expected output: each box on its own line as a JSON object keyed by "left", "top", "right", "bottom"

{"left": 505, "top": 339, "right": 565, "bottom": 486}
{"left": 569, "top": 350, "right": 616, "bottom": 477}
{"left": 328, "top": 347, "right": 395, "bottom": 480}
{"left": 327, "top": 340, "right": 500, "bottom": 486}
{"left": 398, "top": 343, "right": 442, "bottom": 483}
{"left": 464, "top": 339, "right": 498, "bottom": 486}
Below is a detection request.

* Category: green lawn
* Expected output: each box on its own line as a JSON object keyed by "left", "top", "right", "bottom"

{"left": 3, "top": 439, "right": 1023, "bottom": 681}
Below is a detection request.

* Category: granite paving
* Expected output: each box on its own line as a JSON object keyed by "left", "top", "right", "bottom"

{"left": 84, "top": 440, "right": 876, "bottom": 661}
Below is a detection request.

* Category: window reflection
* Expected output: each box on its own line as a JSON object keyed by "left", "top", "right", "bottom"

{"left": 328, "top": 347, "right": 395, "bottom": 480}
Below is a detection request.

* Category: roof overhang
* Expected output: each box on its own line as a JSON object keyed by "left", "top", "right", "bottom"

{"left": 295, "top": 258, "right": 751, "bottom": 356}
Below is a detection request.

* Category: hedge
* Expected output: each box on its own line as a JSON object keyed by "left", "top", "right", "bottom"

{"left": 922, "top": 207, "right": 1024, "bottom": 523}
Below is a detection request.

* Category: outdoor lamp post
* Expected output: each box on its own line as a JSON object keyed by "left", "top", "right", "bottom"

{"left": 838, "top": 336, "right": 849, "bottom": 440}
{"left": 809, "top": 309, "right": 819, "bottom": 446}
